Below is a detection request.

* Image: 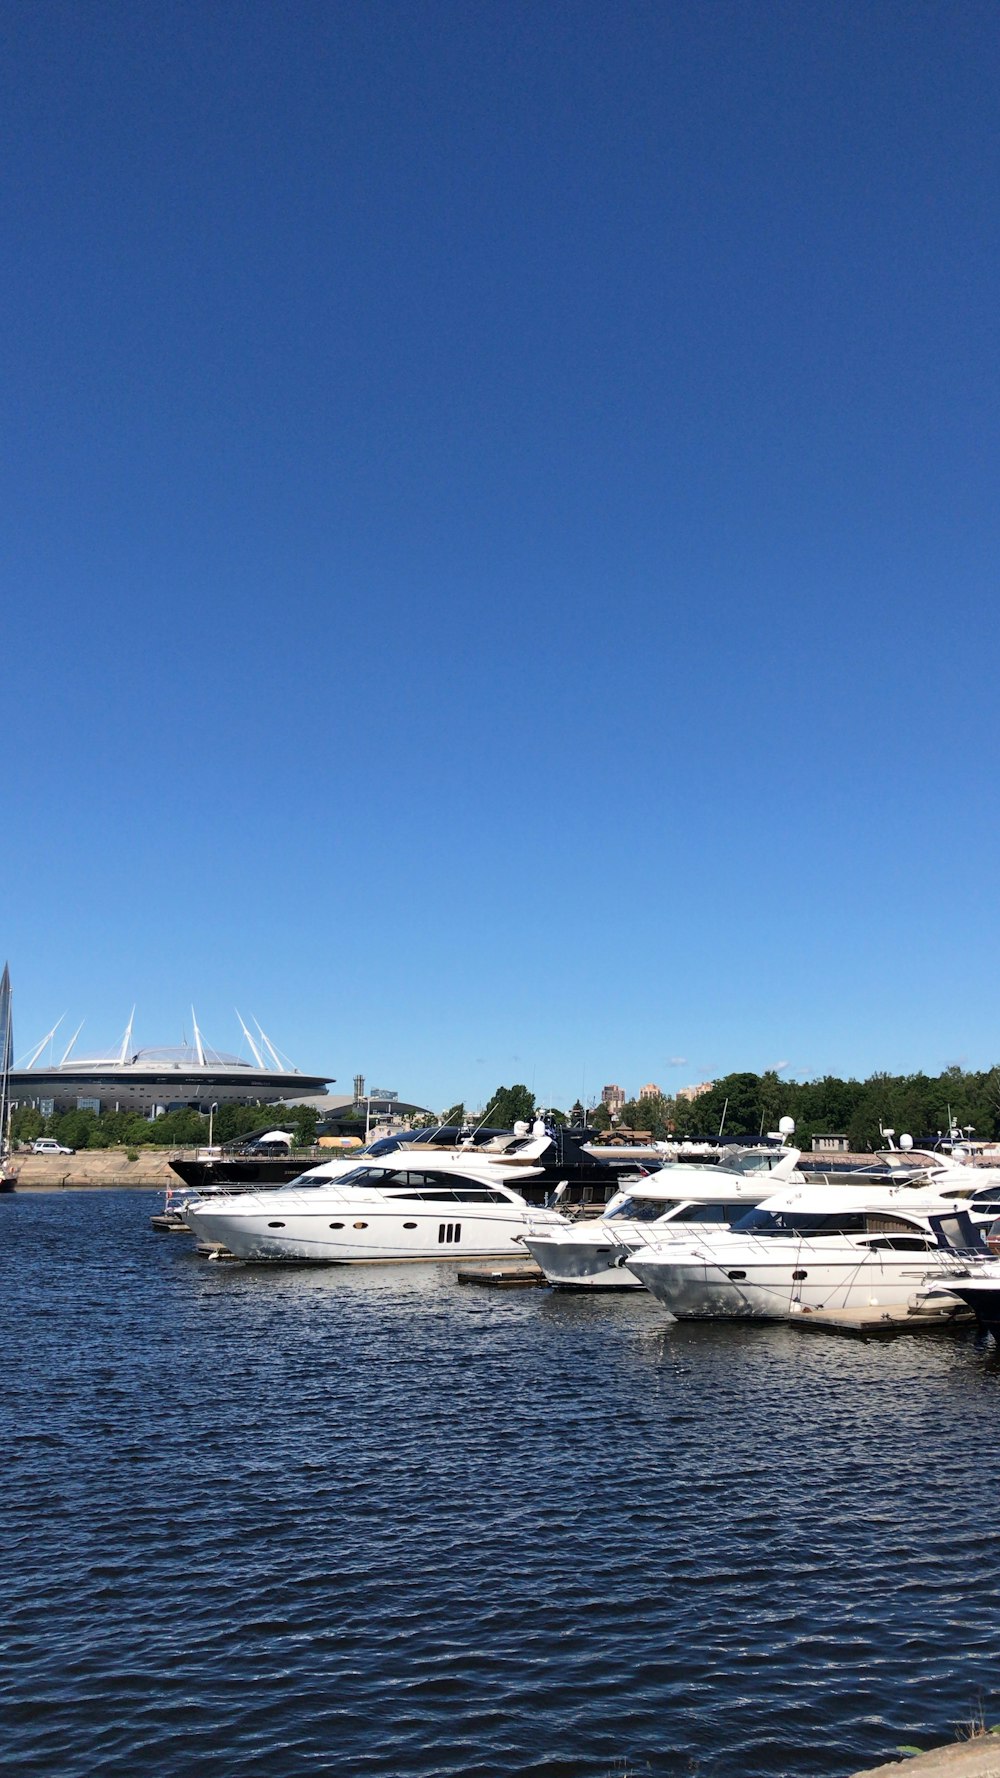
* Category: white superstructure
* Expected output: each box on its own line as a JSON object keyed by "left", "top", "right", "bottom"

{"left": 523, "top": 1143, "right": 802, "bottom": 1289}
{"left": 183, "top": 1130, "right": 573, "bottom": 1262}
{"left": 624, "top": 1179, "right": 988, "bottom": 1320}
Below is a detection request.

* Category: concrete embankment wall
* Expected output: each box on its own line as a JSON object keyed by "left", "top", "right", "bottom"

{"left": 851, "top": 1738, "right": 1000, "bottom": 1777}
{"left": 11, "top": 1149, "right": 179, "bottom": 1188}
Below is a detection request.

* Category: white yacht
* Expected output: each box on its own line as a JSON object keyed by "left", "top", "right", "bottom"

{"left": 623, "top": 1179, "right": 987, "bottom": 1321}
{"left": 182, "top": 1127, "right": 577, "bottom": 1262}
{"left": 522, "top": 1142, "right": 803, "bottom": 1289}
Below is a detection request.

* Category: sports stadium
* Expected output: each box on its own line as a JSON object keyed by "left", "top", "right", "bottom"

{"left": 10, "top": 1010, "right": 332, "bottom": 1118}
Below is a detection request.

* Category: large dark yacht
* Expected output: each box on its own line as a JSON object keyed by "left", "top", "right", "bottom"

{"left": 169, "top": 1123, "right": 657, "bottom": 1208}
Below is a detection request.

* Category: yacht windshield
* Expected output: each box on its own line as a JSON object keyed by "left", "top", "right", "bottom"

{"left": 722, "top": 1148, "right": 792, "bottom": 1176}
{"left": 604, "top": 1196, "right": 674, "bottom": 1222}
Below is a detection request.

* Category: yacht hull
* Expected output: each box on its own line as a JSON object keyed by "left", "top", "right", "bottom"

{"left": 522, "top": 1232, "right": 643, "bottom": 1289}
{"left": 929, "top": 1280, "right": 1000, "bottom": 1336}
{"left": 184, "top": 1198, "right": 553, "bottom": 1263}
{"left": 628, "top": 1248, "right": 961, "bottom": 1321}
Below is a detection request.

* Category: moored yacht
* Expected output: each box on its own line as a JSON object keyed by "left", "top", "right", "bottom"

{"left": 624, "top": 1179, "right": 989, "bottom": 1321}
{"left": 522, "top": 1141, "right": 803, "bottom": 1289}
{"left": 182, "top": 1126, "right": 590, "bottom": 1262}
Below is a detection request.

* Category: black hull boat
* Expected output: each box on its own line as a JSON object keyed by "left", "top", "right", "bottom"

{"left": 169, "top": 1153, "right": 316, "bottom": 1193}
{"left": 170, "top": 1126, "right": 656, "bottom": 1209}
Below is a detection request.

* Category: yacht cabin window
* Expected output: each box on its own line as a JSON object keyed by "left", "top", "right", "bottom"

{"left": 317, "top": 1166, "right": 511, "bottom": 1203}
{"left": 732, "top": 1209, "right": 925, "bottom": 1237}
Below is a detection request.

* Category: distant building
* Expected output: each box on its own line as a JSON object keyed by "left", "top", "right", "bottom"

{"left": 811, "top": 1134, "right": 851, "bottom": 1153}
{"left": 677, "top": 1081, "right": 714, "bottom": 1103}
{"left": 11, "top": 1010, "right": 331, "bottom": 1119}
{"left": 639, "top": 1083, "right": 662, "bottom": 1100}
{"left": 601, "top": 1084, "right": 626, "bottom": 1113}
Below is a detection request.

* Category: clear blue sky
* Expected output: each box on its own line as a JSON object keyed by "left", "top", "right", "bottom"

{"left": 5, "top": 1, "right": 999, "bottom": 1111}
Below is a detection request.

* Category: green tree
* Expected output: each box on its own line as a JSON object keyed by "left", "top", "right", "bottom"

{"left": 51, "top": 1108, "right": 102, "bottom": 1150}
{"left": 486, "top": 1084, "right": 535, "bottom": 1126}
{"left": 147, "top": 1109, "right": 209, "bottom": 1147}
{"left": 618, "top": 1095, "right": 671, "bottom": 1139}
{"left": 441, "top": 1102, "right": 465, "bottom": 1126}
{"left": 11, "top": 1106, "right": 43, "bottom": 1143}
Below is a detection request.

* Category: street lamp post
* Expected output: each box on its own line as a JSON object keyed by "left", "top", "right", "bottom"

{"left": 208, "top": 1102, "right": 218, "bottom": 1147}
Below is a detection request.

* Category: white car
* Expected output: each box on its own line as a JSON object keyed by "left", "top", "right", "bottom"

{"left": 32, "top": 1137, "right": 75, "bottom": 1155}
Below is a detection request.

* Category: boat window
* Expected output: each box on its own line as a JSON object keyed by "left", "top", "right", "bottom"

{"left": 343, "top": 1169, "right": 511, "bottom": 1202}
{"left": 335, "top": 1167, "right": 379, "bottom": 1187}
{"left": 679, "top": 1204, "right": 730, "bottom": 1224}
{"left": 445, "top": 1186, "right": 509, "bottom": 1203}
{"left": 604, "top": 1196, "right": 673, "bottom": 1223}
{"left": 862, "top": 1235, "right": 935, "bottom": 1251}
{"left": 732, "top": 1209, "right": 871, "bottom": 1236}
{"left": 723, "top": 1149, "right": 789, "bottom": 1175}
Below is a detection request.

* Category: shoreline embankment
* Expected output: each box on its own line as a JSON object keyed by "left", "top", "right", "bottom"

{"left": 10, "top": 1149, "right": 182, "bottom": 1189}
{"left": 9, "top": 1147, "right": 1000, "bottom": 1193}
{"left": 850, "top": 1738, "right": 1000, "bottom": 1777}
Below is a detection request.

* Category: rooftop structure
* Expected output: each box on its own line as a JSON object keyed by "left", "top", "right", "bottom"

{"left": 11, "top": 1008, "right": 332, "bottom": 1118}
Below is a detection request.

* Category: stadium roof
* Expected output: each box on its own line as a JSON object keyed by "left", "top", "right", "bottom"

{"left": 12, "top": 1008, "right": 332, "bottom": 1113}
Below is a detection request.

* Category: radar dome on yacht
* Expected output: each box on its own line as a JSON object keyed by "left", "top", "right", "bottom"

{"left": 778, "top": 1116, "right": 795, "bottom": 1136}
{"left": 899, "top": 1133, "right": 913, "bottom": 1151}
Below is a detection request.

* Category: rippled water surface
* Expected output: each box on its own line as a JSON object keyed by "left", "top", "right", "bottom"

{"left": 4, "top": 1190, "right": 1000, "bottom": 1778}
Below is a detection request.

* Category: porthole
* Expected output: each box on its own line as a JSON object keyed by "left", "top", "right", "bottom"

{"left": 353, "top": 1221, "right": 368, "bottom": 1230}
{"left": 268, "top": 1221, "right": 285, "bottom": 1229}
{"left": 403, "top": 1222, "right": 418, "bottom": 1230}
{"left": 726, "top": 1270, "right": 747, "bottom": 1281}
{"left": 329, "top": 1222, "right": 344, "bottom": 1230}
{"left": 792, "top": 1269, "right": 807, "bottom": 1280}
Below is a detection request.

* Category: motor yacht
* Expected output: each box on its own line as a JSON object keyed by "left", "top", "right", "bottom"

{"left": 182, "top": 1126, "right": 589, "bottom": 1262}
{"left": 623, "top": 1179, "right": 988, "bottom": 1321}
{"left": 913, "top": 1209, "right": 1000, "bottom": 1338}
{"left": 522, "top": 1141, "right": 803, "bottom": 1289}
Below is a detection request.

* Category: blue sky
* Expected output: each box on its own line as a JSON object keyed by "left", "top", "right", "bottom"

{"left": 4, "top": 1, "right": 999, "bottom": 1111}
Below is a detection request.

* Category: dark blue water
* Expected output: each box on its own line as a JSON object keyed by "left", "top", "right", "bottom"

{"left": 3, "top": 1191, "right": 999, "bottom": 1778}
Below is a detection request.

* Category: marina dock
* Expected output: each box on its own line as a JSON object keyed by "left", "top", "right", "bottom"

{"left": 785, "top": 1302, "right": 974, "bottom": 1338}
{"left": 456, "top": 1263, "right": 548, "bottom": 1288}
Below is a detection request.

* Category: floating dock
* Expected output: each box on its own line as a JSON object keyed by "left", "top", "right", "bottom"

{"left": 456, "top": 1264, "right": 548, "bottom": 1289}
{"left": 786, "top": 1303, "right": 975, "bottom": 1339}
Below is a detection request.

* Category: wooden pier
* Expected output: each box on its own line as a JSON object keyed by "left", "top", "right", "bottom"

{"left": 785, "top": 1302, "right": 975, "bottom": 1339}
{"left": 456, "top": 1263, "right": 548, "bottom": 1289}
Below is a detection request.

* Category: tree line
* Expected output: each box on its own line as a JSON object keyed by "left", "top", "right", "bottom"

{"left": 10, "top": 1100, "right": 320, "bottom": 1151}
{"left": 13, "top": 1066, "right": 999, "bottom": 1155}
{"left": 442, "top": 1070, "right": 1000, "bottom": 1151}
